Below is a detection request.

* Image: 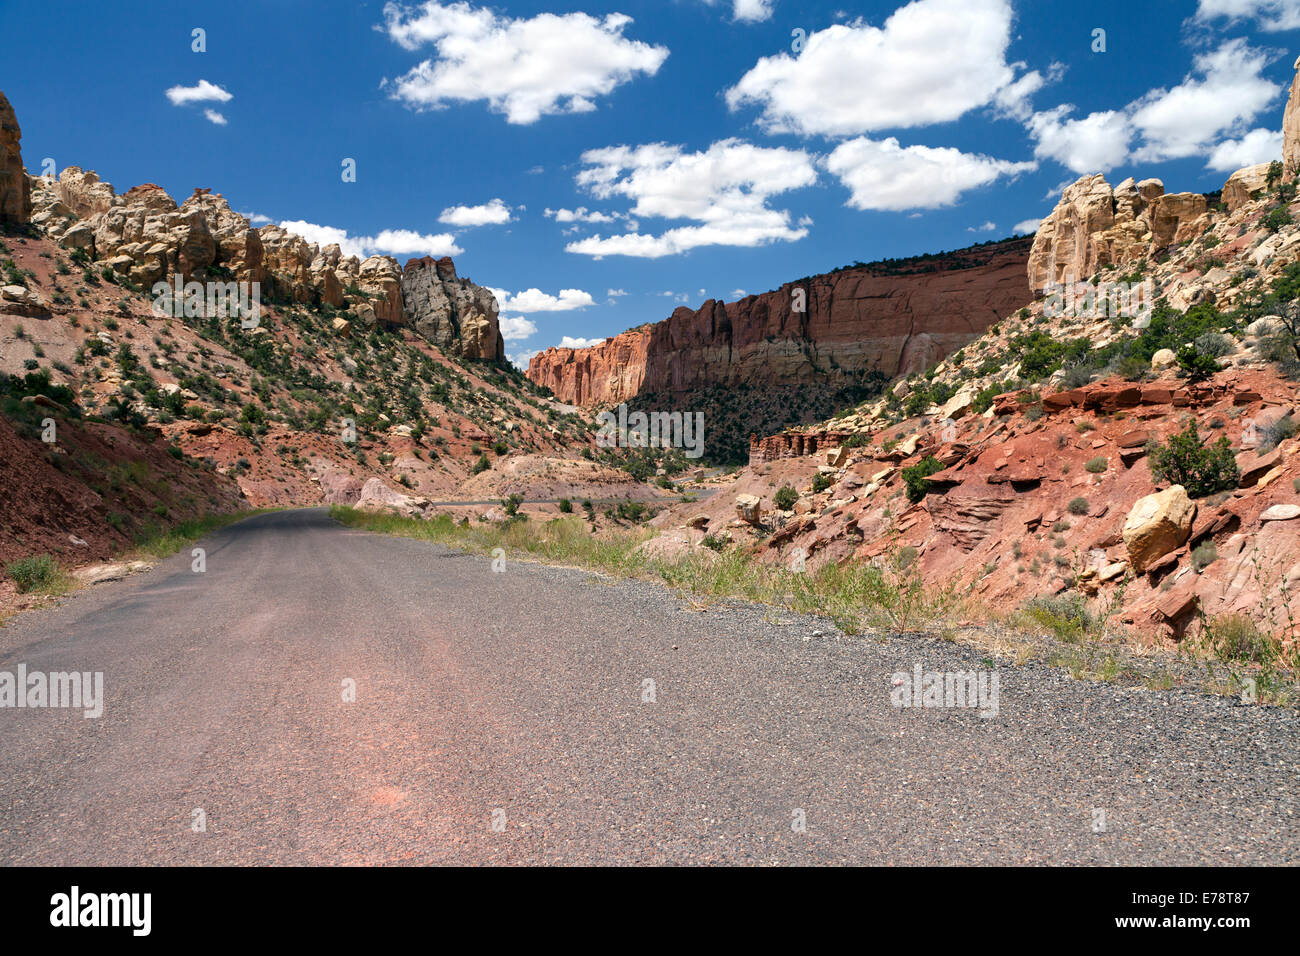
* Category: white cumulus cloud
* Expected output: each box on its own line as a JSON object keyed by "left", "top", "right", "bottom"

{"left": 508, "top": 349, "right": 540, "bottom": 369}
{"left": 546, "top": 207, "right": 620, "bottom": 224}
{"left": 498, "top": 316, "right": 538, "bottom": 341}
{"left": 1194, "top": 0, "right": 1300, "bottom": 31}
{"left": 701, "top": 0, "right": 776, "bottom": 21}
{"left": 564, "top": 139, "right": 817, "bottom": 258}
{"left": 726, "top": 0, "right": 1036, "bottom": 137}
{"left": 380, "top": 1, "right": 669, "bottom": 124}
{"left": 488, "top": 288, "right": 597, "bottom": 312}
{"left": 1130, "top": 39, "right": 1281, "bottom": 163}
{"left": 1025, "top": 106, "right": 1133, "bottom": 174}
{"left": 1026, "top": 39, "right": 1281, "bottom": 173}
{"left": 1207, "top": 127, "right": 1284, "bottom": 171}
{"left": 203, "top": 109, "right": 228, "bottom": 126}
{"left": 438, "top": 198, "right": 513, "bottom": 226}
{"left": 1012, "top": 217, "right": 1043, "bottom": 234}
{"left": 278, "top": 220, "right": 464, "bottom": 259}
{"left": 165, "top": 79, "right": 233, "bottom": 105}
{"left": 826, "top": 137, "right": 1034, "bottom": 211}
{"left": 558, "top": 336, "right": 605, "bottom": 349}
{"left": 733, "top": 0, "right": 776, "bottom": 21}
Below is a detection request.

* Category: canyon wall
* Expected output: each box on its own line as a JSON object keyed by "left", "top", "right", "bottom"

{"left": 527, "top": 237, "right": 1034, "bottom": 406}
{"left": 0, "top": 91, "right": 30, "bottom": 225}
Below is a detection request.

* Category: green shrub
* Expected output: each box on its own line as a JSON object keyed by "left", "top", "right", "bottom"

{"left": 5, "top": 554, "right": 58, "bottom": 593}
{"left": 1176, "top": 343, "right": 1220, "bottom": 384}
{"left": 1023, "top": 593, "right": 1093, "bottom": 642}
{"left": 558, "top": 498, "right": 573, "bottom": 513}
{"left": 902, "top": 456, "right": 944, "bottom": 503}
{"left": 1191, "top": 540, "right": 1217, "bottom": 571}
{"left": 472, "top": 453, "right": 490, "bottom": 474}
{"left": 1085, "top": 456, "right": 1108, "bottom": 473}
{"left": 1068, "top": 497, "right": 1090, "bottom": 516}
{"left": 1259, "top": 415, "right": 1296, "bottom": 452}
{"left": 811, "top": 472, "right": 832, "bottom": 494}
{"left": 1148, "top": 421, "right": 1239, "bottom": 498}
{"left": 1193, "top": 331, "right": 1233, "bottom": 359}
{"left": 1202, "top": 613, "right": 1272, "bottom": 664}
{"left": 774, "top": 485, "right": 798, "bottom": 511}
{"left": 1264, "top": 206, "right": 1293, "bottom": 233}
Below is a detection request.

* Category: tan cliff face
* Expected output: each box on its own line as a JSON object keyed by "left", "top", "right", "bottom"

{"left": 527, "top": 237, "right": 1035, "bottom": 406}
{"left": 1026, "top": 174, "right": 1210, "bottom": 292}
{"left": 1284, "top": 53, "right": 1300, "bottom": 180}
{"left": 0, "top": 91, "right": 31, "bottom": 225}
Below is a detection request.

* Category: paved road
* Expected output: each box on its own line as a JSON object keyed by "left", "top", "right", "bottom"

{"left": 0, "top": 508, "right": 1296, "bottom": 864}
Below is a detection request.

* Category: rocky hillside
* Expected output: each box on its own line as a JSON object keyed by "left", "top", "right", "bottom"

{"left": 646, "top": 62, "right": 1300, "bottom": 653}
{"left": 28, "top": 166, "right": 506, "bottom": 363}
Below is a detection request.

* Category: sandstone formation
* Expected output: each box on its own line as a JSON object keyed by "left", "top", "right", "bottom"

{"left": 0, "top": 90, "right": 30, "bottom": 225}
{"left": 750, "top": 429, "right": 853, "bottom": 466}
{"left": 401, "top": 256, "right": 503, "bottom": 361}
{"left": 25, "top": 164, "right": 503, "bottom": 362}
{"left": 1027, "top": 174, "right": 1209, "bottom": 291}
{"left": 1123, "top": 485, "right": 1195, "bottom": 574}
{"left": 528, "top": 237, "right": 1034, "bottom": 406}
{"left": 1222, "top": 163, "right": 1271, "bottom": 213}
{"left": 1284, "top": 54, "right": 1300, "bottom": 180}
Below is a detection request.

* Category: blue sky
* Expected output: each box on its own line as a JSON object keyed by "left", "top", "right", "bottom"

{"left": 2, "top": 0, "right": 1298, "bottom": 365}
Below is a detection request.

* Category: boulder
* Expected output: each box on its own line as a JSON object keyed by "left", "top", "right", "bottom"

{"left": 1222, "top": 163, "right": 1271, "bottom": 213}
{"left": 1261, "top": 504, "right": 1300, "bottom": 522}
{"left": 1123, "top": 485, "right": 1195, "bottom": 573}
{"left": 1150, "top": 348, "right": 1177, "bottom": 371}
{"left": 355, "top": 477, "right": 430, "bottom": 518}
{"left": 734, "top": 494, "right": 761, "bottom": 525}
{"left": 1236, "top": 447, "right": 1281, "bottom": 488}
{"left": 826, "top": 445, "right": 850, "bottom": 467}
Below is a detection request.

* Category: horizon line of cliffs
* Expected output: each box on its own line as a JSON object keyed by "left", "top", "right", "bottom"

{"left": 0, "top": 90, "right": 503, "bottom": 362}
{"left": 527, "top": 236, "right": 1035, "bottom": 406}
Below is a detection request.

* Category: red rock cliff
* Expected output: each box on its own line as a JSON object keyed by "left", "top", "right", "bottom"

{"left": 527, "top": 237, "right": 1034, "bottom": 406}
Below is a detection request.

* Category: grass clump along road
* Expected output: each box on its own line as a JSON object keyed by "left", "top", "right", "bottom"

{"left": 331, "top": 506, "right": 956, "bottom": 636}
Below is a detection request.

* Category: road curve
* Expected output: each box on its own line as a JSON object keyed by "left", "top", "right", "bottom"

{"left": 0, "top": 508, "right": 1296, "bottom": 865}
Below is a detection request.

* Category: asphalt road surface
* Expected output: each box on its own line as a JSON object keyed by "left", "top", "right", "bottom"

{"left": 1, "top": 508, "right": 1296, "bottom": 865}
